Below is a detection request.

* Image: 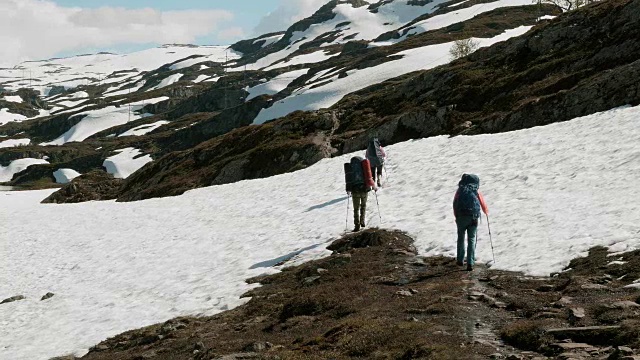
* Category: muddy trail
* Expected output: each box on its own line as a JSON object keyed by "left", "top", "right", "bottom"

{"left": 67, "top": 229, "right": 640, "bottom": 360}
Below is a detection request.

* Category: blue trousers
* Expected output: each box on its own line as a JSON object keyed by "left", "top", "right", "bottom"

{"left": 456, "top": 216, "right": 478, "bottom": 266}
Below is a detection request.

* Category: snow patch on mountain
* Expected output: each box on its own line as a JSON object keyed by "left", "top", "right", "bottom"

{"left": 192, "top": 75, "right": 212, "bottom": 83}
{"left": 148, "top": 74, "right": 184, "bottom": 91}
{"left": 103, "top": 148, "right": 153, "bottom": 179}
{"left": 0, "top": 138, "right": 30, "bottom": 148}
{"left": 0, "top": 108, "right": 28, "bottom": 125}
{"left": 0, "top": 158, "right": 49, "bottom": 182}
{"left": 255, "top": 34, "right": 285, "bottom": 48}
{"left": 2, "top": 95, "right": 23, "bottom": 103}
{"left": 264, "top": 50, "right": 335, "bottom": 71}
{"left": 54, "top": 99, "right": 88, "bottom": 108}
{"left": 103, "top": 80, "right": 146, "bottom": 98}
{"left": 246, "top": 69, "right": 309, "bottom": 101}
{"left": 65, "top": 91, "right": 89, "bottom": 99}
{"left": 42, "top": 97, "right": 167, "bottom": 145}
{"left": 53, "top": 169, "right": 81, "bottom": 184}
{"left": 118, "top": 120, "right": 170, "bottom": 137}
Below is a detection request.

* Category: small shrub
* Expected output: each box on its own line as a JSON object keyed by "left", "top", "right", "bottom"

{"left": 535, "top": 0, "right": 600, "bottom": 11}
{"left": 449, "top": 38, "right": 480, "bottom": 60}
{"left": 500, "top": 320, "right": 549, "bottom": 351}
{"left": 400, "top": 344, "right": 433, "bottom": 359}
{"left": 279, "top": 298, "right": 335, "bottom": 321}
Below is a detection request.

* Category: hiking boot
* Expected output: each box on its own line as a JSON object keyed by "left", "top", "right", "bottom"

{"left": 353, "top": 224, "right": 360, "bottom": 232}
{"left": 466, "top": 264, "right": 474, "bottom": 272}
{"left": 360, "top": 220, "right": 365, "bottom": 228}
{"left": 456, "top": 261, "right": 464, "bottom": 267}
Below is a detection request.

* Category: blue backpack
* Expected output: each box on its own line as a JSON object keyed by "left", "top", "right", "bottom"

{"left": 455, "top": 174, "right": 481, "bottom": 219}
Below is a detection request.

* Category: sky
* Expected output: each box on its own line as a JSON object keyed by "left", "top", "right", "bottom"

{"left": 0, "top": 0, "right": 329, "bottom": 67}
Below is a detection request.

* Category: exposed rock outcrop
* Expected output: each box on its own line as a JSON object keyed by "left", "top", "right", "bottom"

{"left": 42, "top": 170, "right": 123, "bottom": 204}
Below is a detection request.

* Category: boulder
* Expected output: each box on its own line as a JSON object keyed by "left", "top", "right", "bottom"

{"left": 1, "top": 295, "right": 25, "bottom": 304}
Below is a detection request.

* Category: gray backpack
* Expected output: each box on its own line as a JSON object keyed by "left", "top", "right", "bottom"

{"left": 366, "top": 138, "right": 384, "bottom": 167}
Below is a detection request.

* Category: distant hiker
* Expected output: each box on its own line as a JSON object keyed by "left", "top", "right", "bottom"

{"left": 453, "top": 174, "right": 489, "bottom": 271}
{"left": 365, "top": 138, "right": 386, "bottom": 187}
{"left": 344, "top": 156, "right": 377, "bottom": 232}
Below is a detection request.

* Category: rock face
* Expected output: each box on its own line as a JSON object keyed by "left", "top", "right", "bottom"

{"left": 116, "top": 110, "right": 340, "bottom": 201}
{"left": 42, "top": 170, "right": 123, "bottom": 204}
{"left": 229, "top": 32, "right": 285, "bottom": 56}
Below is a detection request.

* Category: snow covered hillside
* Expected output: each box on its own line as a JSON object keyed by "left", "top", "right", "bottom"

{"left": 0, "top": 45, "right": 234, "bottom": 95}
{"left": 253, "top": 26, "right": 532, "bottom": 124}
{"left": 2, "top": 104, "right": 639, "bottom": 359}
{"left": 233, "top": 0, "right": 533, "bottom": 70}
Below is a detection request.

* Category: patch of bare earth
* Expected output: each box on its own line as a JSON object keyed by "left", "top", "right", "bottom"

{"left": 66, "top": 230, "right": 640, "bottom": 360}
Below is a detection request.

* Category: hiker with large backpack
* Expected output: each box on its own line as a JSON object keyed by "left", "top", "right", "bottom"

{"left": 453, "top": 174, "right": 489, "bottom": 271}
{"left": 365, "top": 138, "right": 386, "bottom": 187}
{"left": 344, "top": 156, "right": 376, "bottom": 232}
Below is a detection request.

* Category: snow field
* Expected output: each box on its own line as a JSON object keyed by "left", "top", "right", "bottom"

{"left": 1, "top": 105, "right": 639, "bottom": 359}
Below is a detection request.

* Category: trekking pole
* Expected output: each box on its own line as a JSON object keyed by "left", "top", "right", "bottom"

{"left": 383, "top": 159, "right": 390, "bottom": 185}
{"left": 486, "top": 214, "right": 496, "bottom": 264}
{"left": 345, "top": 194, "right": 351, "bottom": 231}
{"left": 374, "top": 190, "right": 382, "bottom": 224}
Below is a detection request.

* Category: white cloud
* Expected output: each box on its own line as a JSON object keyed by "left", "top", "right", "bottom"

{"left": 253, "top": 0, "right": 331, "bottom": 35}
{"left": 217, "top": 27, "right": 247, "bottom": 41}
{"left": 0, "top": 0, "right": 236, "bottom": 66}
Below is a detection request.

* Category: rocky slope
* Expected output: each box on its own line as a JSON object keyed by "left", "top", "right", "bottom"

{"left": 1, "top": 0, "right": 559, "bottom": 197}
{"left": 56, "top": 229, "right": 640, "bottom": 360}
{"left": 3, "top": 0, "right": 633, "bottom": 204}
{"left": 116, "top": 0, "right": 637, "bottom": 202}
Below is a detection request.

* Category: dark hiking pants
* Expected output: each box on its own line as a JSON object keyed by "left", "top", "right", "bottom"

{"left": 352, "top": 192, "right": 368, "bottom": 226}
{"left": 371, "top": 165, "right": 383, "bottom": 181}
{"left": 456, "top": 215, "right": 478, "bottom": 266}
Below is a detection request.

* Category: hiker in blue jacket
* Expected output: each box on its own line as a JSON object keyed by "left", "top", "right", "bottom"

{"left": 453, "top": 174, "right": 489, "bottom": 271}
